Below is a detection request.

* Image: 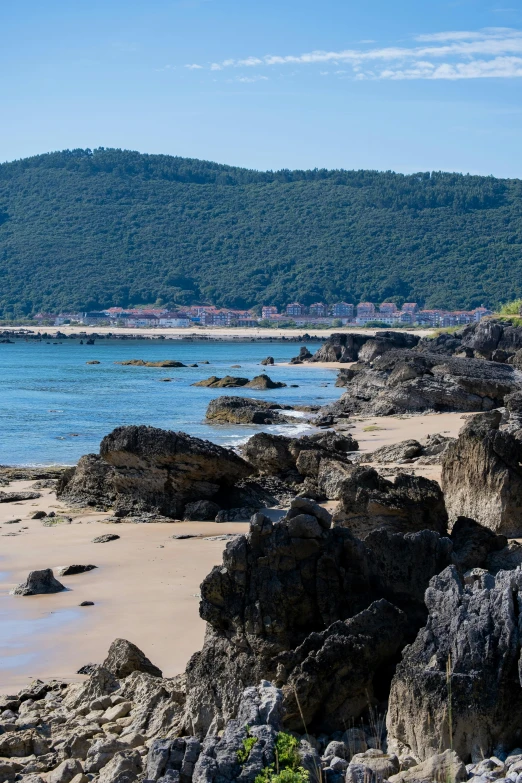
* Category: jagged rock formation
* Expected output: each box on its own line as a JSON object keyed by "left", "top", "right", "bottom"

{"left": 308, "top": 331, "right": 420, "bottom": 365}
{"left": 502, "top": 389, "right": 522, "bottom": 435}
{"left": 357, "top": 331, "right": 420, "bottom": 363}
{"left": 183, "top": 500, "right": 453, "bottom": 735}
{"left": 308, "top": 333, "right": 370, "bottom": 363}
{"left": 441, "top": 411, "right": 522, "bottom": 536}
{"left": 12, "top": 568, "right": 65, "bottom": 596}
{"left": 333, "top": 467, "right": 448, "bottom": 538}
{"left": 415, "top": 318, "right": 522, "bottom": 363}
{"left": 240, "top": 431, "right": 358, "bottom": 499}
{"left": 57, "top": 426, "right": 253, "bottom": 518}
{"left": 329, "top": 349, "right": 521, "bottom": 416}
{"left": 276, "top": 599, "right": 408, "bottom": 733}
{"left": 57, "top": 454, "right": 116, "bottom": 509}
{"left": 387, "top": 565, "right": 522, "bottom": 763}
{"left": 205, "top": 397, "right": 294, "bottom": 425}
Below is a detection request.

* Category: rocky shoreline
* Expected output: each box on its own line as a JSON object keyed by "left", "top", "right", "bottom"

{"left": 4, "top": 319, "right": 522, "bottom": 782}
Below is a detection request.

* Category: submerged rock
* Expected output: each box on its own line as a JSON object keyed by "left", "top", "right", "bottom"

{"left": 115, "top": 359, "right": 187, "bottom": 367}
{"left": 12, "top": 568, "right": 65, "bottom": 596}
{"left": 206, "top": 397, "right": 293, "bottom": 425}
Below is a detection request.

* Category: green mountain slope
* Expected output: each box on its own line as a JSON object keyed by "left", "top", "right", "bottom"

{"left": 1, "top": 148, "right": 521, "bottom": 317}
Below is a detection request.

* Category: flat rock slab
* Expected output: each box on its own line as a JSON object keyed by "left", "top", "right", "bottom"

{"left": 92, "top": 534, "right": 120, "bottom": 543}
{"left": 0, "top": 491, "right": 41, "bottom": 502}
{"left": 55, "top": 564, "right": 97, "bottom": 576}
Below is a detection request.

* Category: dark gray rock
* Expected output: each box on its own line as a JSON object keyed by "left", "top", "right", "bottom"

{"left": 206, "top": 397, "right": 293, "bottom": 425}
{"left": 192, "top": 681, "right": 283, "bottom": 783}
{"left": 0, "top": 491, "right": 41, "bottom": 502}
{"left": 333, "top": 467, "right": 448, "bottom": 538}
{"left": 329, "top": 350, "right": 520, "bottom": 416}
{"left": 58, "top": 426, "right": 253, "bottom": 518}
{"left": 12, "top": 569, "right": 65, "bottom": 596}
{"left": 387, "top": 565, "right": 522, "bottom": 762}
{"left": 183, "top": 502, "right": 453, "bottom": 735}
{"left": 102, "top": 638, "right": 163, "bottom": 679}
{"left": 450, "top": 516, "right": 507, "bottom": 571}
{"left": 183, "top": 501, "right": 221, "bottom": 521}
{"left": 55, "top": 564, "right": 97, "bottom": 576}
{"left": 92, "top": 533, "right": 120, "bottom": 543}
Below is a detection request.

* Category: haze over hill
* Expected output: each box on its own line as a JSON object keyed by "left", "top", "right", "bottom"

{"left": 1, "top": 147, "right": 522, "bottom": 318}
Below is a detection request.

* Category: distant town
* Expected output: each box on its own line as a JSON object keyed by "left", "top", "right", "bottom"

{"left": 30, "top": 301, "right": 494, "bottom": 329}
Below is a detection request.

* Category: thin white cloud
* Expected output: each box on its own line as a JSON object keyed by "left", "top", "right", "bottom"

{"left": 184, "top": 63, "right": 203, "bottom": 69}
{"left": 378, "top": 56, "right": 522, "bottom": 80}
{"left": 236, "top": 75, "right": 269, "bottom": 83}
{"left": 183, "top": 27, "right": 522, "bottom": 80}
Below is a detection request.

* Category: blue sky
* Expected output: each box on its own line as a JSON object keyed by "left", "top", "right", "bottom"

{"left": 2, "top": 0, "right": 522, "bottom": 176}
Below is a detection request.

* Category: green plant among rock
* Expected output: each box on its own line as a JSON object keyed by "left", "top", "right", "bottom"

{"left": 237, "top": 728, "right": 258, "bottom": 764}
{"left": 254, "top": 732, "right": 309, "bottom": 783}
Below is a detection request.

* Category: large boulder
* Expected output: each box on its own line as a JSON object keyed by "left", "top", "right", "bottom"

{"left": 205, "top": 397, "right": 293, "bottom": 425}
{"left": 183, "top": 501, "right": 453, "bottom": 735}
{"left": 387, "top": 565, "right": 522, "bottom": 762}
{"left": 102, "top": 638, "right": 163, "bottom": 679}
{"left": 58, "top": 426, "right": 253, "bottom": 518}
{"left": 441, "top": 411, "right": 522, "bottom": 536}
{"left": 12, "top": 569, "right": 65, "bottom": 596}
{"left": 240, "top": 431, "right": 358, "bottom": 484}
{"left": 333, "top": 467, "right": 448, "bottom": 538}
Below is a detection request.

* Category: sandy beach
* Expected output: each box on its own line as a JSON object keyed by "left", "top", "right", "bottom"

{"left": 0, "top": 409, "right": 468, "bottom": 693}
{"left": 2, "top": 325, "right": 434, "bottom": 340}
{"left": 0, "top": 483, "right": 251, "bottom": 693}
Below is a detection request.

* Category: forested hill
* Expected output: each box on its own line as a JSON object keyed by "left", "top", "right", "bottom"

{"left": 1, "top": 147, "right": 522, "bottom": 317}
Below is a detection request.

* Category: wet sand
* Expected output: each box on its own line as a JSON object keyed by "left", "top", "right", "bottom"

{"left": 0, "top": 483, "right": 248, "bottom": 692}
{"left": 0, "top": 410, "right": 468, "bottom": 693}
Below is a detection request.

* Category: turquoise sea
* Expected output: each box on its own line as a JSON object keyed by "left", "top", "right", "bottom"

{"left": 0, "top": 339, "right": 341, "bottom": 465}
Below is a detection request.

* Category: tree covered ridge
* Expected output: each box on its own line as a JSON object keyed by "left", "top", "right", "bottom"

{"left": 0, "top": 147, "right": 521, "bottom": 316}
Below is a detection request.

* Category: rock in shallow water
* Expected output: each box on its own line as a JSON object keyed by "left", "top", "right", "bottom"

{"left": 12, "top": 568, "right": 65, "bottom": 596}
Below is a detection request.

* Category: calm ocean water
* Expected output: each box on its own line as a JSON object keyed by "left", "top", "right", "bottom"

{"left": 0, "top": 339, "right": 341, "bottom": 465}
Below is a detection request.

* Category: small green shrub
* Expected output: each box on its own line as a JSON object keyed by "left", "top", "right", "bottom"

{"left": 499, "top": 298, "right": 522, "bottom": 315}
{"left": 237, "top": 734, "right": 258, "bottom": 764}
{"left": 254, "top": 732, "right": 309, "bottom": 783}
{"left": 256, "top": 767, "right": 309, "bottom": 783}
